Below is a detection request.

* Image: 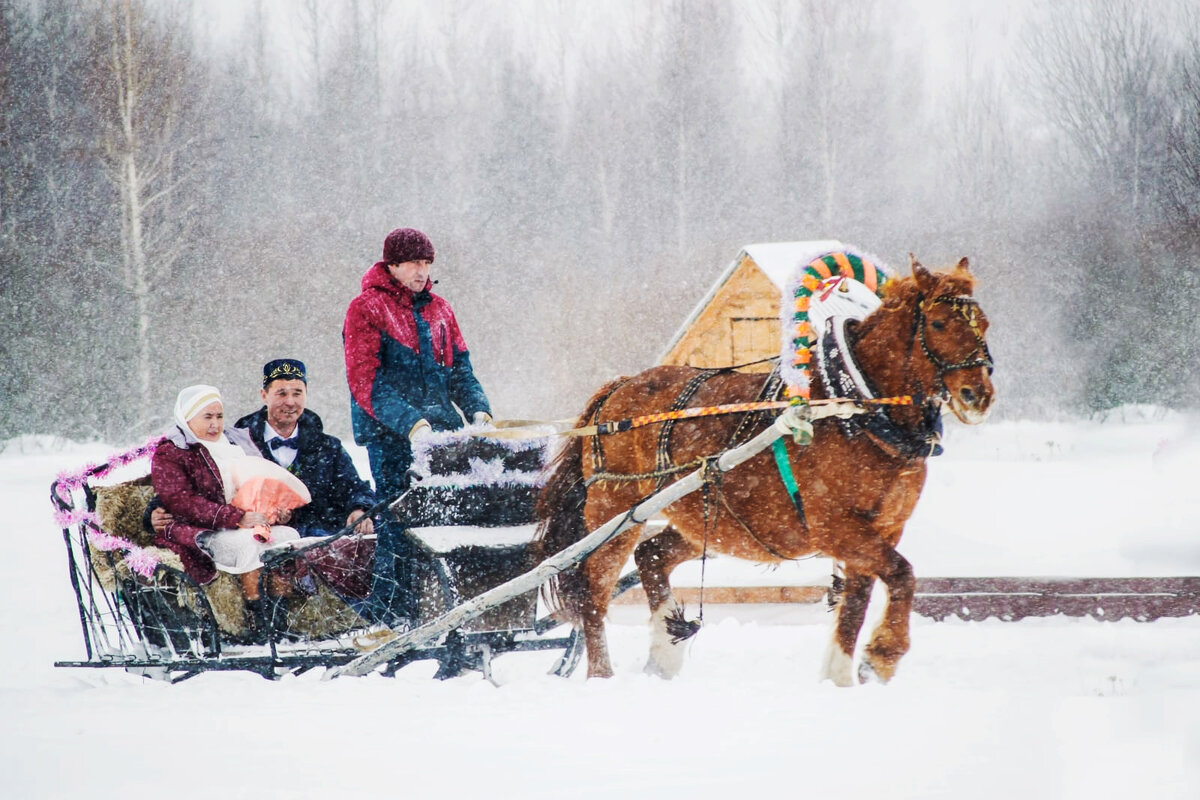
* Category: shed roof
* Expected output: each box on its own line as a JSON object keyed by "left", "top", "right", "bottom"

{"left": 658, "top": 240, "right": 843, "bottom": 363}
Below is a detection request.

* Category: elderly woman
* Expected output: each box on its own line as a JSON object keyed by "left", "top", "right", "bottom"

{"left": 151, "top": 384, "right": 301, "bottom": 639}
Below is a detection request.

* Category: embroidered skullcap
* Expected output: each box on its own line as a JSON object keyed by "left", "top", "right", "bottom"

{"left": 262, "top": 358, "right": 307, "bottom": 388}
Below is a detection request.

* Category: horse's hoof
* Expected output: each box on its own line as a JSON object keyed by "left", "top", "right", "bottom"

{"left": 644, "top": 643, "right": 685, "bottom": 679}
{"left": 819, "top": 643, "right": 856, "bottom": 687}
{"left": 645, "top": 603, "right": 688, "bottom": 679}
{"left": 857, "top": 658, "right": 893, "bottom": 684}
{"left": 643, "top": 659, "right": 677, "bottom": 679}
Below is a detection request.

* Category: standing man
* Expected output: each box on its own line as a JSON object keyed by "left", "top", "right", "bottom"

{"left": 342, "top": 227, "right": 491, "bottom": 498}
{"left": 234, "top": 358, "right": 377, "bottom": 538}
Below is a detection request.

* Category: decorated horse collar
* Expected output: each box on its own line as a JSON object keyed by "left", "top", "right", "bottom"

{"left": 815, "top": 316, "right": 944, "bottom": 460}
{"left": 780, "top": 248, "right": 894, "bottom": 402}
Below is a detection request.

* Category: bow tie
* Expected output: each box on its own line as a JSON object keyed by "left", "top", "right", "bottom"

{"left": 270, "top": 436, "right": 299, "bottom": 451}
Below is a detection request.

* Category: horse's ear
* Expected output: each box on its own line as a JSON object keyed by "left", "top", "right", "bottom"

{"left": 955, "top": 257, "right": 970, "bottom": 274}
{"left": 909, "top": 253, "right": 933, "bottom": 287}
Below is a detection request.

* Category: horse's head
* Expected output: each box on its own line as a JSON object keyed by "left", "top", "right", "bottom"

{"left": 909, "top": 254, "right": 995, "bottom": 424}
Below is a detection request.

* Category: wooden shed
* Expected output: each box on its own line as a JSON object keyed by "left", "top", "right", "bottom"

{"left": 658, "top": 241, "right": 843, "bottom": 371}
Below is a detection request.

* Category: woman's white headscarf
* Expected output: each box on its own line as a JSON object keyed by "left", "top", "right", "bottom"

{"left": 174, "top": 385, "right": 222, "bottom": 429}
{"left": 172, "top": 384, "right": 247, "bottom": 501}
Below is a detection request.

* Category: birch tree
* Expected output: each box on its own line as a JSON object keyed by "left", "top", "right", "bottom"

{"left": 2, "top": 0, "right": 128, "bottom": 438}
{"left": 796, "top": 0, "right": 915, "bottom": 235}
{"left": 92, "top": 0, "right": 200, "bottom": 426}
{"left": 936, "top": 19, "right": 1019, "bottom": 226}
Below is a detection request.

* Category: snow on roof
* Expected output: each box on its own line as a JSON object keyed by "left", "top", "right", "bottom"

{"left": 658, "top": 240, "right": 843, "bottom": 363}
{"left": 742, "top": 240, "right": 844, "bottom": 290}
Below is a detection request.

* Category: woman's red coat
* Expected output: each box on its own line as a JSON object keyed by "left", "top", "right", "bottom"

{"left": 151, "top": 437, "right": 246, "bottom": 584}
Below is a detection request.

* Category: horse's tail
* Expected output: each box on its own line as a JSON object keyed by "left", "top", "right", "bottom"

{"left": 533, "top": 380, "right": 622, "bottom": 623}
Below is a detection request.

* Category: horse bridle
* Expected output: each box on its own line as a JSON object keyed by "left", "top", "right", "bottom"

{"left": 915, "top": 294, "right": 994, "bottom": 392}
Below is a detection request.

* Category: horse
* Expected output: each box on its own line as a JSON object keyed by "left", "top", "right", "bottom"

{"left": 534, "top": 255, "right": 994, "bottom": 684}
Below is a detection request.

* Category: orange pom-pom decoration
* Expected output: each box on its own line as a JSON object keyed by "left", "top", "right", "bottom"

{"left": 785, "top": 385, "right": 810, "bottom": 401}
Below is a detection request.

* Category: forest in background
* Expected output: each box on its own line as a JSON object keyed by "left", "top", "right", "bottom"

{"left": 3, "top": 0, "right": 1200, "bottom": 443}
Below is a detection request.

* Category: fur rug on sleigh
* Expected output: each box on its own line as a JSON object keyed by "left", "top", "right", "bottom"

{"left": 92, "top": 480, "right": 365, "bottom": 640}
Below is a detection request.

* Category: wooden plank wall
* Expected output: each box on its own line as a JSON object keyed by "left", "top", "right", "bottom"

{"left": 660, "top": 257, "right": 779, "bottom": 371}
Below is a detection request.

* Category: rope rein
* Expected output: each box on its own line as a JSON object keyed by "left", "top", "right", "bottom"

{"left": 488, "top": 394, "right": 919, "bottom": 443}
{"left": 695, "top": 457, "right": 723, "bottom": 632}
{"left": 601, "top": 396, "right": 914, "bottom": 436}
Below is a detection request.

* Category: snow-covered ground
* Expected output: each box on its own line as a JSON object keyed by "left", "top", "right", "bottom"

{"left": 2, "top": 410, "right": 1199, "bottom": 799}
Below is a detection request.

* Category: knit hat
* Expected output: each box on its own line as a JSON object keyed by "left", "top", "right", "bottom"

{"left": 262, "top": 358, "right": 307, "bottom": 387}
{"left": 173, "top": 385, "right": 222, "bottom": 429}
{"left": 382, "top": 228, "right": 435, "bottom": 264}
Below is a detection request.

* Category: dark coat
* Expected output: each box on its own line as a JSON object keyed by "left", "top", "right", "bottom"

{"left": 149, "top": 426, "right": 259, "bottom": 584}
{"left": 234, "top": 407, "right": 377, "bottom": 537}
{"left": 343, "top": 262, "right": 490, "bottom": 445}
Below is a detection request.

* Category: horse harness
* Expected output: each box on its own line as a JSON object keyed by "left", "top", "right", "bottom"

{"left": 582, "top": 296, "right": 980, "bottom": 533}
{"left": 583, "top": 371, "right": 715, "bottom": 489}
{"left": 772, "top": 296, "right": 992, "bottom": 518}
{"left": 572, "top": 290, "right": 994, "bottom": 591}
{"left": 817, "top": 315, "right": 946, "bottom": 461}
{"left": 585, "top": 365, "right": 798, "bottom": 561}
{"left": 915, "top": 293, "right": 994, "bottom": 392}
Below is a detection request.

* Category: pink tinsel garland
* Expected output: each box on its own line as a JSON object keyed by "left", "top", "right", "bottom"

{"left": 53, "top": 435, "right": 165, "bottom": 500}
{"left": 85, "top": 527, "right": 162, "bottom": 578}
{"left": 53, "top": 508, "right": 97, "bottom": 528}
{"left": 52, "top": 436, "right": 168, "bottom": 579}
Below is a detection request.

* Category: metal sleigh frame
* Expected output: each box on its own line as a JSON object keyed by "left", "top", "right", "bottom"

{"left": 50, "top": 445, "right": 616, "bottom": 683}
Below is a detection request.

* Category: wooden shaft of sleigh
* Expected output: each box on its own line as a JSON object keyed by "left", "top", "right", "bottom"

{"left": 328, "top": 405, "right": 850, "bottom": 679}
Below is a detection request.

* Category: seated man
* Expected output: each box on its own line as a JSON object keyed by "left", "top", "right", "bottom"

{"left": 234, "top": 359, "right": 377, "bottom": 539}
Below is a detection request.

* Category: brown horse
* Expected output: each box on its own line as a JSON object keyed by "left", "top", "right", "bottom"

{"left": 535, "top": 256, "right": 994, "bottom": 684}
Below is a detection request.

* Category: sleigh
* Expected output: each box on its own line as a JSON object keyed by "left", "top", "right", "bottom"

{"left": 51, "top": 433, "right": 597, "bottom": 682}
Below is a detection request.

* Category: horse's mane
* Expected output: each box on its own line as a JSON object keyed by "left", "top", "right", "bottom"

{"left": 878, "top": 267, "right": 977, "bottom": 312}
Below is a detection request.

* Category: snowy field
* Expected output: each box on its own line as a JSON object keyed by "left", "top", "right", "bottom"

{"left": 2, "top": 409, "right": 1199, "bottom": 799}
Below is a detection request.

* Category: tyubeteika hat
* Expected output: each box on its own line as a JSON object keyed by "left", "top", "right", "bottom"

{"left": 262, "top": 358, "right": 307, "bottom": 388}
